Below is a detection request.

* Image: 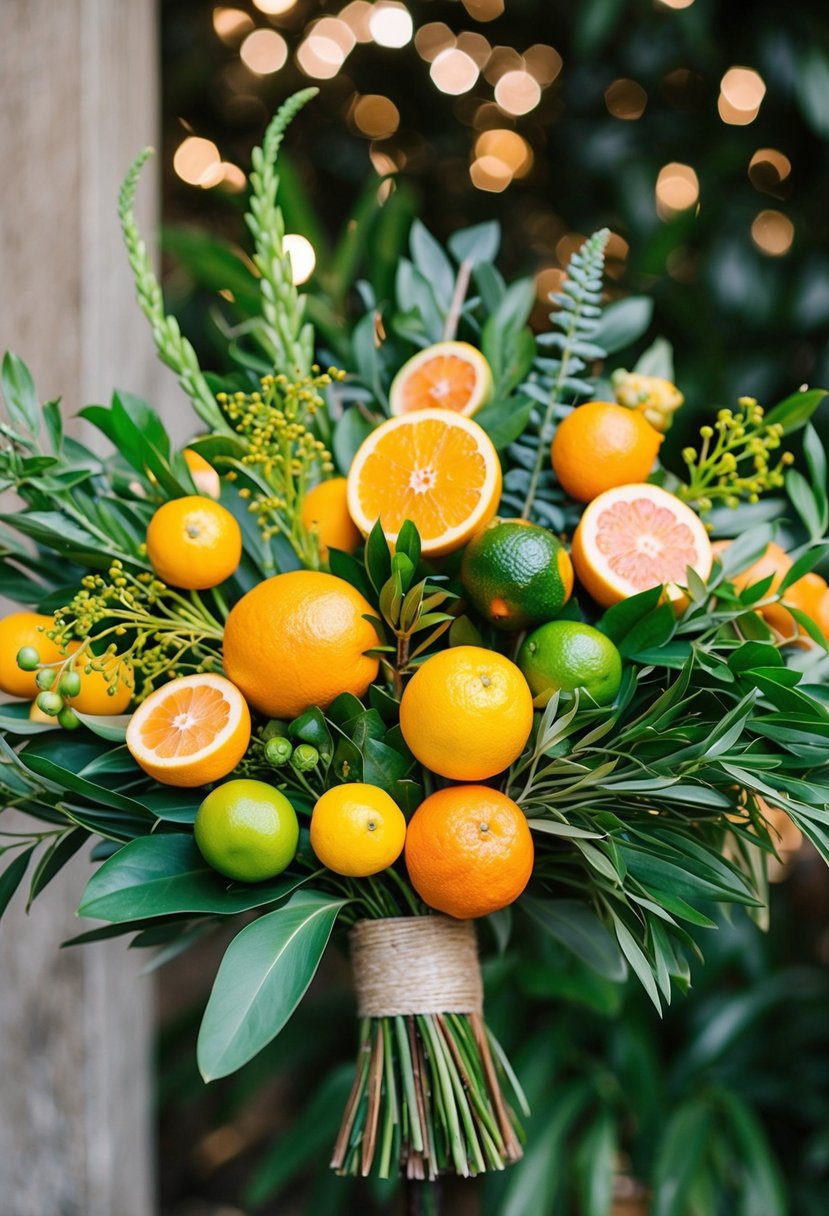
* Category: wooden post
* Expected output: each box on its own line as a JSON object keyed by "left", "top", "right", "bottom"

{"left": 0, "top": 2, "right": 170, "bottom": 1212}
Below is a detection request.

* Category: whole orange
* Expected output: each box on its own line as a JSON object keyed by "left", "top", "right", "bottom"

{"left": 146, "top": 496, "right": 242, "bottom": 590}
{"left": 0, "top": 612, "right": 63, "bottom": 699}
{"left": 399, "top": 645, "right": 533, "bottom": 781}
{"left": 222, "top": 570, "right": 380, "bottom": 718}
{"left": 716, "top": 540, "right": 823, "bottom": 640}
{"left": 301, "top": 478, "right": 361, "bottom": 556}
{"left": 551, "top": 401, "right": 663, "bottom": 503}
{"left": 405, "top": 785, "right": 534, "bottom": 919}
{"left": 310, "top": 783, "right": 406, "bottom": 877}
{"left": 69, "top": 654, "right": 134, "bottom": 715}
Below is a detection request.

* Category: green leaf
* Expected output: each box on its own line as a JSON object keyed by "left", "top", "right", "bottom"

{"left": 590, "top": 296, "right": 653, "bottom": 354}
{"left": 786, "top": 469, "right": 824, "bottom": 540}
{"left": 716, "top": 1090, "right": 787, "bottom": 1216}
{"left": 395, "top": 519, "right": 421, "bottom": 570}
{"left": 289, "top": 707, "right": 333, "bottom": 759}
{"left": 794, "top": 45, "right": 829, "bottom": 137}
{"left": 448, "top": 221, "right": 500, "bottom": 267}
{"left": 409, "top": 219, "right": 455, "bottom": 310}
{"left": 613, "top": 917, "right": 661, "bottom": 1010}
{"left": 576, "top": 1111, "right": 617, "bottom": 1216}
{"left": 197, "top": 891, "right": 346, "bottom": 1080}
{"left": 365, "top": 519, "right": 392, "bottom": 593}
{"left": 0, "top": 846, "right": 36, "bottom": 918}
{"left": 20, "top": 749, "right": 153, "bottom": 818}
{"left": 763, "top": 387, "right": 827, "bottom": 434}
{"left": 78, "top": 835, "right": 304, "bottom": 922}
{"left": 634, "top": 337, "right": 675, "bottom": 381}
{"left": 597, "top": 585, "right": 663, "bottom": 643}
{"left": 475, "top": 395, "right": 534, "bottom": 450}
{"left": 332, "top": 406, "right": 375, "bottom": 475}
{"left": 481, "top": 279, "right": 536, "bottom": 395}
{"left": 1, "top": 351, "right": 40, "bottom": 435}
{"left": 652, "top": 1097, "right": 714, "bottom": 1216}
{"left": 28, "top": 828, "right": 89, "bottom": 907}
{"left": 522, "top": 896, "right": 627, "bottom": 981}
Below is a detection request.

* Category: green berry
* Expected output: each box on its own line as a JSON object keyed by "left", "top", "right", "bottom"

{"left": 36, "top": 690, "right": 64, "bottom": 717}
{"left": 16, "top": 646, "right": 40, "bottom": 672}
{"left": 292, "top": 743, "right": 319, "bottom": 772}
{"left": 264, "top": 736, "right": 293, "bottom": 767}
{"left": 58, "top": 706, "right": 81, "bottom": 731}
{"left": 35, "top": 668, "right": 57, "bottom": 690}
{"left": 58, "top": 670, "right": 82, "bottom": 698}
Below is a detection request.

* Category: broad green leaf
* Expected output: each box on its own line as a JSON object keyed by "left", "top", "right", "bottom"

{"left": 28, "top": 828, "right": 89, "bottom": 906}
{"left": 409, "top": 219, "right": 455, "bottom": 310}
{"left": 763, "top": 387, "right": 827, "bottom": 434}
{"left": 651, "top": 1097, "right": 714, "bottom": 1216}
{"left": 475, "top": 395, "right": 534, "bottom": 450}
{"left": 197, "top": 891, "right": 346, "bottom": 1080}
{"left": 447, "top": 221, "right": 500, "bottom": 267}
{"left": 590, "top": 295, "right": 653, "bottom": 354}
{"left": 522, "top": 896, "right": 627, "bottom": 980}
{"left": 332, "top": 407, "right": 375, "bottom": 475}
{"left": 1, "top": 351, "right": 39, "bottom": 435}
{"left": 78, "top": 835, "right": 304, "bottom": 922}
{"left": 598, "top": 585, "right": 663, "bottom": 643}
{"left": 634, "top": 336, "right": 675, "bottom": 381}
{"left": 0, "top": 846, "right": 36, "bottom": 918}
{"left": 575, "top": 1111, "right": 617, "bottom": 1216}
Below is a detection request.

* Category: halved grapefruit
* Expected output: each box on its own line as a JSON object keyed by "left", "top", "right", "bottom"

{"left": 126, "top": 673, "right": 251, "bottom": 787}
{"left": 572, "top": 483, "right": 712, "bottom": 608}
{"left": 389, "top": 341, "right": 493, "bottom": 417}
{"left": 346, "top": 408, "right": 502, "bottom": 557}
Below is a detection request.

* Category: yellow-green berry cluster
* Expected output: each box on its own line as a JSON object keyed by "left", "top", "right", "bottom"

{"left": 678, "top": 397, "right": 795, "bottom": 513}
{"left": 217, "top": 368, "right": 341, "bottom": 567}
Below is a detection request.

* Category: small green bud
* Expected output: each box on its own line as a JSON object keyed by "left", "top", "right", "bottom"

{"left": 16, "top": 646, "right": 40, "bottom": 672}
{"left": 292, "top": 743, "right": 319, "bottom": 772}
{"left": 57, "top": 706, "right": 81, "bottom": 731}
{"left": 36, "top": 690, "right": 64, "bottom": 717}
{"left": 264, "top": 736, "right": 293, "bottom": 766}
{"left": 261, "top": 719, "right": 290, "bottom": 742}
{"left": 35, "top": 668, "right": 56, "bottom": 690}
{"left": 682, "top": 447, "right": 696, "bottom": 464}
{"left": 700, "top": 425, "right": 714, "bottom": 440}
{"left": 58, "top": 670, "right": 82, "bottom": 698}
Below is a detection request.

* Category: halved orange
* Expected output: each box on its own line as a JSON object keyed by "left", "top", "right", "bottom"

{"left": 126, "top": 673, "right": 251, "bottom": 787}
{"left": 572, "top": 483, "right": 712, "bottom": 608}
{"left": 346, "top": 408, "right": 502, "bottom": 556}
{"left": 389, "top": 341, "right": 493, "bottom": 417}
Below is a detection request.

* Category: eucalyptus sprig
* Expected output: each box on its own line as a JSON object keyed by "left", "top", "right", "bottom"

{"left": 245, "top": 88, "right": 318, "bottom": 376}
{"left": 118, "top": 151, "right": 231, "bottom": 435}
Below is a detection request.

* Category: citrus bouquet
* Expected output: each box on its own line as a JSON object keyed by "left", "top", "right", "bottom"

{"left": 2, "top": 89, "right": 829, "bottom": 1196}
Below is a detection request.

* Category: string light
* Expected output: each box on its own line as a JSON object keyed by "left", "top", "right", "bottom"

{"left": 352, "top": 94, "right": 400, "bottom": 137}
{"left": 339, "top": 1, "right": 373, "bottom": 42}
{"left": 253, "top": 0, "right": 297, "bottom": 14}
{"left": 494, "top": 70, "right": 542, "bottom": 116}
{"left": 283, "top": 234, "right": 316, "bottom": 284}
{"left": 656, "top": 0, "right": 695, "bottom": 7}
{"left": 173, "top": 136, "right": 221, "bottom": 187}
{"left": 240, "top": 29, "right": 288, "bottom": 75}
{"left": 218, "top": 163, "right": 247, "bottom": 192}
{"left": 655, "top": 162, "right": 699, "bottom": 219}
{"left": 431, "top": 48, "right": 480, "bottom": 95}
{"left": 523, "top": 44, "right": 562, "bottom": 86}
{"left": 751, "top": 210, "right": 794, "bottom": 256}
{"left": 296, "top": 29, "right": 347, "bottom": 78}
{"left": 718, "top": 66, "right": 766, "bottom": 125}
{"left": 368, "top": 2, "right": 413, "bottom": 49}
{"left": 455, "top": 32, "right": 492, "bottom": 68}
{"left": 475, "top": 129, "right": 533, "bottom": 177}
{"left": 213, "top": 8, "right": 253, "bottom": 44}
{"left": 462, "top": 0, "right": 505, "bottom": 19}
{"left": 484, "top": 46, "right": 523, "bottom": 85}
{"left": 748, "top": 148, "right": 792, "bottom": 198}
{"left": 470, "top": 156, "right": 512, "bottom": 193}
{"left": 414, "top": 23, "right": 455, "bottom": 62}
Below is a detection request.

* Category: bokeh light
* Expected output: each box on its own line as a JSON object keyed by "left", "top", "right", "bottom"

{"left": 173, "top": 136, "right": 221, "bottom": 187}
{"left": 524, "top": 44, "right": 563, "bottom": 86}
{"left": 455, "top": 32, "right": 492, "bottom": 68}
{"left": 212, "top": 8, "right": 253, "bottom": 44}
{"left": 240, "top": 29, "right": 288, "bottom": 75}
{"left": 475, "top": 129, "right": 533, "bottom": 178}
{"left": 352, "top": 93, "right": 400, "bottom": 138}
{"left": 217, "top": 163, "right": 247, "bottom": 192}
{"left": 296, "top": 26, "right": 348, "bottom": 78}
{"left": 604, "top": 79, "right": 648, "bottom": 120}
{"left": 751, "top": 210, "right": 795, "bottom": 257}
{"left": 470, "top": 155, "right": 512, "bottom": 193}
{"left": 431, "top": 49, "right": 480, "bottom": 95}
{"left": 462, "top": 0, "right": 505, "bottom": 19}
{"left": 718, "top": 66, "right": 766, "bottom": 125}
{"left": 655, "top": 162, "right": 699, "bottom": 219}
{"left": 414, "top": 23, "right": 455, "bottom": 62}
{"left": 494, "top": 70, "right": 542, "bottom": 116}
{"left": 748, "top": 148, "right": 792, "bottom": 198}
{"left": 656, "top": 0, "right": 695, "bottom": 8}
{"left": 252, "top": 0, "right": 297, "bottom": 14}
{"left": 339, "top": 1, "right": 373, "bottom": 42}
{"left": 283, "top": 234, "right": 316, "bottom": 283}
{"left": 368, "top": 2, "right": 413, "bottom": 49}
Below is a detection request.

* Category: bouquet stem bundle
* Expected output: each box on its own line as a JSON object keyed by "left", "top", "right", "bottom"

{"left": 330, "top": 918, "right": 526, "bottom": 1180}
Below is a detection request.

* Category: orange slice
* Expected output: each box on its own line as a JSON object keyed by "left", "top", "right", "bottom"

{"left": 572, "top": 483, "right": 712, "bottom": 608}
{"left": 126, "top": 673, "right": 251, "bottom": 787}
{"left": 389, "top": 341, "right": 493, "bottom": 417}
{"left": 346, "top": 408, "right": 502, "bottom": 557}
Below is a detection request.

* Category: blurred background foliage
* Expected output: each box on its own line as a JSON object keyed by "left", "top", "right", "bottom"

{"left": 156, "top": 0, "right": 829, "bottom": 1211}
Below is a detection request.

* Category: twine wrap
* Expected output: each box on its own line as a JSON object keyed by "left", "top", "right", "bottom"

{"left": 350, "top": 916, "right": 483, "bottom": 1017}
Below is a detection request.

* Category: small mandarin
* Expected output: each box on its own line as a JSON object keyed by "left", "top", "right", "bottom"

{"left": 310, "top": 783, "right": 406, "bottom": 877}
{"left": 551, "top": 401, "right": 663, "bottom": 503}
{"left": 399, "top": 646, "right": 533, "bottom": 781}
{"left": 0, "top": 612, "right": 64, "bottom": 699}
{"left": 405, "top": 785, "right": 534, "bottom": 919}
{"left": 146, "top": 496, "right": 242, "bottom": 590}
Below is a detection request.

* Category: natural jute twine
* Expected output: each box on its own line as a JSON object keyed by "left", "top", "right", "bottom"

{"left": 350, "top": 916, "right": 483, "bottom": 1017}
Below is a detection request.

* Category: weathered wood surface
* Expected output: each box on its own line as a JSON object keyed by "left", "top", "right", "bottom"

{"left": 0, "top": 2, "right": 177, "bottom": 1212}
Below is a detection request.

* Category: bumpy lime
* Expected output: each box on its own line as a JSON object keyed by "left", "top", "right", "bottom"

{"left": 518, "top": 620, "right": 623, "bottom": 706}
{"left": 460, "top": 519, "right": 574, "bottom": 631}
{"left": 194, "top": 778, "right": 299, "bottom": 883}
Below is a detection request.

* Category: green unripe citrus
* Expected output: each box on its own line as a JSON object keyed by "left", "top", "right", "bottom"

{"left": 518, "top": 620, "right": 623, "bottom": 706}
{"left": 35, "top": 668, "right": 56, "bottom": 690}
{"left": 194, "top": 778, "right": 299, "bottom": 883}
{"left": 16, "top": 646, "right": 40, "bottom": 672}
{"left": 292, "top": 743, "right": 319, "bottom": 772}
{"left": 264, "top": 736, "right": 293, "bottom": 766}
{"left": 36, "top": 690, "right": 64, "bottom": 717}
{"left": 461, "top": 518, "right": 574, "bottom": 631}
{"left": 58, "top": 670, "right": 82, "bottom": 698}
{"left": 58, "top": 706, "right": 81, "bottom": 731}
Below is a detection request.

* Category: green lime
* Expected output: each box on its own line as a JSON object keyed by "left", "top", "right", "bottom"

{"left": 460, "top": 519, "right": 574, "bottom": 631}
{"left": 194, "top": 778, "right": 299, "bottom": 883}
{"left": 518, "top": 621, "right": 622, "bottom": 706}
{"left": 16, "top": 646, "right": 40, "bottom": 672}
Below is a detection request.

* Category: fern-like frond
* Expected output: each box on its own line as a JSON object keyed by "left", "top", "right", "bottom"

{"left": 245, "top": 88, "right": 318, "bottom": 376}
{"left": 118, "top": 150, "right": 231, "bottom": 434}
